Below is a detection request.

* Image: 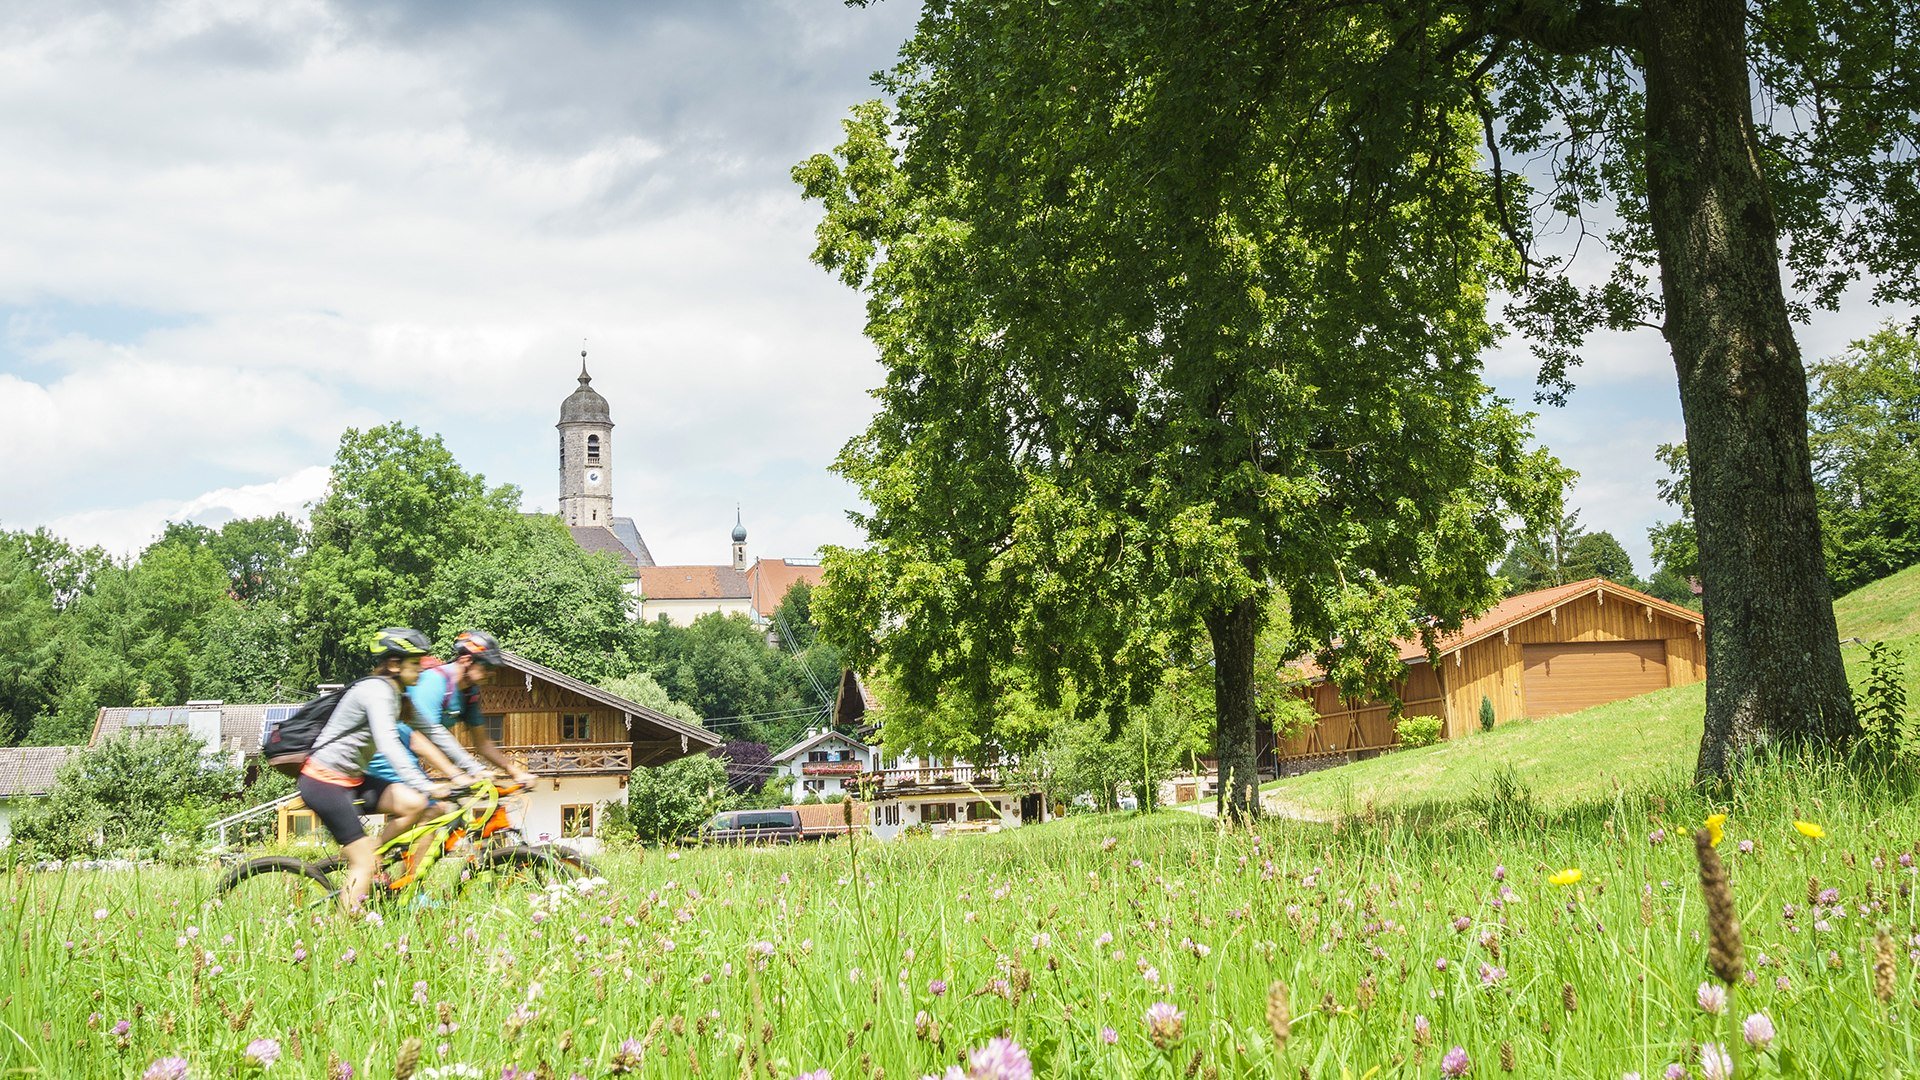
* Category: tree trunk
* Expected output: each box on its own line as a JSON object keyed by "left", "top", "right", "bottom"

{"left": 1641, "top": 0, "right": 1857, "bottom": 780}
{"left": 1204, "top": 596, "right": 1262, "bottom": 821}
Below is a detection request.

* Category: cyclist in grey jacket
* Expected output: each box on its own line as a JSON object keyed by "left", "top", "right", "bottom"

{"left": 295, "top": 627, "right": 453, "bottom": 913}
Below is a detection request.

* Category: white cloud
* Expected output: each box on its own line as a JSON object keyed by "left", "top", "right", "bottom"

{"left": 45, "top": 464, "right": 332, "bottom": 556}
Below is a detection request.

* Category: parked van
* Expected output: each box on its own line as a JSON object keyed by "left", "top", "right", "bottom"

{"left": 702, "top": 808, "right": 803, "bottom": 845}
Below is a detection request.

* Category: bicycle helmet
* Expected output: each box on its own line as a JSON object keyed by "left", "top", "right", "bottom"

{"left": 369, "top": 627, "right": 432, "bottom": 660}
{"left": 451, "top": 629, "right": 504, "bottom": 666}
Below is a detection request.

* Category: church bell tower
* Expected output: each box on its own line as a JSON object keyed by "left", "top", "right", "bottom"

{"left": 557, "top": 350, "right": 614, "bottom": 528}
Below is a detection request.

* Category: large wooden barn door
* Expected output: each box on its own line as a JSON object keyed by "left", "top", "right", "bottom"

{"left": 1520, "top": 640, "right": 1669, "bottom": 718}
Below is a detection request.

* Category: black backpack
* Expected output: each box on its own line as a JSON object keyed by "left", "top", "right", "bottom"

{"left": 260, "top": 677, "right": 377, "bottom": 777}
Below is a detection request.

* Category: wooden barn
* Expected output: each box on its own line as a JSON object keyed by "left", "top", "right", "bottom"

{"left": 1265, "top": 578, "right": 1705, "bottom": 766}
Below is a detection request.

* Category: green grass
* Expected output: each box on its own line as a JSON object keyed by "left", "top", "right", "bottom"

{"left": 5, "top": 758, "right": 1919, "bottom": 1078}
{"left": 1265, "top": 563, "right": 1920, "bottom": 820}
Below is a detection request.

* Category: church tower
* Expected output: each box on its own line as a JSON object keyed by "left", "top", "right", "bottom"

{"left": 557, "top": 351, "right": 614, "bottom": 528}
{"left": 731, "top": 507, "right": 749, "bottom": 570}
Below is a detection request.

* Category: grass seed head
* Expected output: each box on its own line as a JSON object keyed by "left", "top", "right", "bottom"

{"left": 1875, "top": 927, "right": 1897, "bottom": 1003}
{"left": 393, "top": 1036, "right": 421, "bottom": 1080}
{"left": 1695, "top": 826, "right": 1745, "bottom": 985}
{"left": 1266, "top": 982, "right": 1291, "bottom": 1048}
{"left": 1501, "top": 1040, "right": 1515, "bottom": 1072}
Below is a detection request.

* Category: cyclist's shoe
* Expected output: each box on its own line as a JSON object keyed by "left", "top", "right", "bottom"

{"left": 407, "top": 893, "right": 444, "bottom": 911}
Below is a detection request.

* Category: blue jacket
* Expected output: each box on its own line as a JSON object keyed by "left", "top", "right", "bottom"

{"left": 366, "top": 665, "right": 486, "bottom": 784}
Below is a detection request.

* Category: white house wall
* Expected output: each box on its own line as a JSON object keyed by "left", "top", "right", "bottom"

{"left": 867, "top": 792, "right": 1034, "bottom": 842}
{"left": 637, "top": 596, "right": 756, "bottom": 626}
{"left": 518, "top": 775, "right": 629, "bottom": 846}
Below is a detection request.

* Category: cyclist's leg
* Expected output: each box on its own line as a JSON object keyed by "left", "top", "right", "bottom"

{"left": 296, "top": 772, "right": 376, "bottom": 913}
{"left": 373, "top": 782, "right": 431, "bottom": 885}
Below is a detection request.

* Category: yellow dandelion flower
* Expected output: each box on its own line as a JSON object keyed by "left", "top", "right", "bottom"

{"left": 1704, "top": 813, "right": 1727, "bottom": 846}
{"left": 1549, "top": 868, "right": 1583, "bottom": 887}
{"left": 1793, "top": 821, "right": 1826, "bottom": 840}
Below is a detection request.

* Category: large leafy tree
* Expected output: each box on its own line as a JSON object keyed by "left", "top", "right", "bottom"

{"left": 299, "top": 423, "right": 520, "bottom": 680}
{"left": 798, "top": 11, "right": 1564, "bottom": 818}
{"left": 843, "top": 0, "right": 1920, "bottom": 782}
{"left": 1809, "top": 325, "right": 1920, "bottom": 595}
{"left": 0, "top": 541, "right": 58, "bottom": 743}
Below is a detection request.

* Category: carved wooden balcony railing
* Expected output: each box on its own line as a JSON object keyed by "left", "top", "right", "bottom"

{"left": 864, "top": 764, "right": 1009, "bottom": 791}
{"left": 801, "top": 760, "right": 865, "bottom": 776}
{"left": 505, "top": 742, "right": 633, "bottom": 774}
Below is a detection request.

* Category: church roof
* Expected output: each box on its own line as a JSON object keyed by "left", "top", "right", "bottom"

{"left": 558, "top": 361, "right": 612, "bottom": 425}
{"left": 569, "top": 525, "right": 647, "bottom": 571}
{"left": 609, "top": 517, "right": 655, "bottom": 567}
{"left": 636, "top": 565, "right": 751, "bottom": 601}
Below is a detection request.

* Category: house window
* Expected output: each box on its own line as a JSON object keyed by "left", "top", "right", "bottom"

{"left": 586, "top": 435, "right": 601, "bottom": 465}
{"left": 880, "top": 803, "right": 900, "bottom": 827}
{"left": 804, "top": 779, "right": 824, "bottom": 793}
{"left": 560, "top": 804, "right": 595, "bottom": 837}
{"left": 484, "top": 714, "right": 505, "bottom": 743}
{"left": 808, "top": 749, "right": 830, "bottom": 762}
{"left": 559, "top": 436, "right": 565, "bottom": 469}
{"left": 560, "top": 713, "right": 593, "bottom": 741}
{"left": 969, "top": 801, "right": 996, "bottom": 821}
{"left": 921, "top": 802, "right": 955, "bottom": 824}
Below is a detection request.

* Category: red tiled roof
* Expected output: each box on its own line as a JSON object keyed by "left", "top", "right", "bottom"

{"left": 748, "top": 559, "right": 827, "bottom": 618}
{"left": 1300, "top": 578, "right": 1704, "bottom": 680}
{"left": 636, "top": 565, "right": 751, "bottom": 601}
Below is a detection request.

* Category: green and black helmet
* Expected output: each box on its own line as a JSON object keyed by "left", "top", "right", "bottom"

{"left": 369, "top": 627, "right": 432, "bottom": 660}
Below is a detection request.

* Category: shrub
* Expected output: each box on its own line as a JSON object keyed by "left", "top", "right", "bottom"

{"left": 1856, "top": 641, "right": 1914, "bottom": 759}
{"left": 624, "top": 755, "right": 735, "bottom": 846}
{"left": 1479, "top": 695, "right": 1496, "bottom": 733}
{"left": 11, "top": 730, "right": 241, "bottom": 859}
{"left": 1472, "top": 765, "right": 1539, "bottom": 832}
{"left": 1395, "top": 715, "right": 1443, "bottom": 749}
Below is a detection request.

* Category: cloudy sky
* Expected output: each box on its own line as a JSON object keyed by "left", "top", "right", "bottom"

{"left": 0, "top": 1, "right": 1907, "bottom": 573}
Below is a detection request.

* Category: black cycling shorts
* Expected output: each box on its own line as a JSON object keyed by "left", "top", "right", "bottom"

{"left": 296, "top": 773, "right": 395, "bottom": 846}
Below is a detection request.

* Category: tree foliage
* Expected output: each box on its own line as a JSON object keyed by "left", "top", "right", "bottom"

{"left": 798, "top": 10, "right": 1565, "bottom": 817}
{"left": 1809, "top": 325, "right": 1920, "bottom": 595}
{"left": 299, "top": 423, "right": 520, "bottom": 680}
{"left": 621, "top": 754, "right": 734, "bottom": 847}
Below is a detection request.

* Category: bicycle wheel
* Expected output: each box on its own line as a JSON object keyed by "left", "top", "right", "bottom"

{"left": 455, "top": 845, "right": 585, "bottom": 895}
{"left": 209, "top": 857, "right": 338, "bottom": 917}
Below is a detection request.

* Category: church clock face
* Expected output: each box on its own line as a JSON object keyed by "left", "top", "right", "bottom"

{"left": 585, "top": 469, "right": 602, "bottom": 487}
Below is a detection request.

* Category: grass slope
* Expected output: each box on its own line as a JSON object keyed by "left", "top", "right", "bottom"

{"left": 1265, "top": 563, "right": 1920, "bottom": 818}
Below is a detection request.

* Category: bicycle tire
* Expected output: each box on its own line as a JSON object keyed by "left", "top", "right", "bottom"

{"left": 209, "top": 856, "right": 337, "bottom": 914}
{"left": 455, "top": 845, "right": 585, "bottom": 895}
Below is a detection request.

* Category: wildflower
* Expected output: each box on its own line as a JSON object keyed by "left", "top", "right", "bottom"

{"left": 1093, "top": 932, "right": 1113, "bottom": 948}
{"left": 1775, "top": 976, "right": 1791, "bottom": 993}
{"left": 1699, "top": 1043, "right": 1733, "bottom": 1080}
{"left": 1492, "top": 864, "right": 1506, "bottom": 881}
{"left": 1696, "top": 981, "right": 1727, "bottom": 1015}
{"left": 1101, "top": 837, "right": 1118, "bottom": 852}
{"left": 1738, "top": 840, "right": 1754, "bottom": 854}
{"left": 1818, "top": 887, "right": 1840, "bottom": 905}
{"left": 1902, "top": 853, "right": 1914, "bottom": 868}
{"left": 1477, "top": 962, "right": 1506, "bottom": 988}
{"left": 1793, "top": 821, "right": 1825, "bottom": 840}
{"left": 1441, "top": 1046, "right": 1470, "bottom": 1077}
{"left": 1435, "top": 958, "right": 1448, "bottom": 972}
{"left": 143, "top": 1060, "right": 190, "bottom": 1080}
{"left": 1549, "top": 868, "right": 1582, "bottom": 886}
{"left": 413, "top": 981, "right": 430, "bottom": 1005}
{"left": 1704, "top": 813, "right": 1727, "bottom": 846}
{"left": 929, "top": 978, "right": 948, "bottom": 997}
{"left": 750, "top": 941, "right": 776, "bottom": 957}
{"left": 113, "top": 1020, "right": 132, "bottom": 1037}
{"left": 93, "top": 908, "right": 109, "bottom": 921}
{"left": 1648, "top": 829, "right": 1666, "bottom": 845}
{"left": 1031, "top": 932, "right": 1050, "bottom": 950}
{"left": 1663, "top": 1066, "right": 1686, "bottom": 1080}
{"left": 1452, "top": 916, "right": 1472, "bottom": 933}
{"left": 291, "top": 947, "right": 307, "bottom": 964}
{"left": 1412, "top": 1014, "right": 1431, "bottom": 1045}
{"left": 1742, "top": 1013, "right": 1776, "bottom": 1051}
{"left": 1099, "top": 1027, "right": 1118, "bottom": 1045}
{"left": 1144, "top": 1001, "right": 1185, "bottom": 1048}
{"left": 794, "top": 1072, "right": 831, "bottom": 1080}
{"left": 963, "top": 1036, "right": 1033, "bottom": 1080}
{"left": 244, "top": 1039, "right": 280, "bottom": 1068}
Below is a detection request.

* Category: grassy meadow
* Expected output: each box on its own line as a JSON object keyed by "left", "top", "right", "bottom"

{"left": 5, "top": 756, "right": 1920, "bottom": 1079}
{"left": 10, "top": 569, "right": 1920, "bottom": 1078}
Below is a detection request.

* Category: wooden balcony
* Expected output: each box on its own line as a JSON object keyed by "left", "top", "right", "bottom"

{"left": 505, "top": 742, "right": 632, "bottom": 775}
{"left": 865, "top": 764, "right": 1012, "bottom": 792}
{"left": 801, "top": 760, "right": 864, "bottom": 776}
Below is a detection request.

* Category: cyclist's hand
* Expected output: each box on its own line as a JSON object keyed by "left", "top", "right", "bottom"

{"left": 511, "top": 769, "right": 537, "bottom": 787}
{"left": 428, "top": 782, "right": 454, "bottom": 800}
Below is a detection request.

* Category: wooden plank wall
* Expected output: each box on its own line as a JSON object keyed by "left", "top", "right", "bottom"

{"left": 1290, "top": 589, "right": 1707, "bottom": 748}
{"left": 472, "top": 681, "right": 624, "bottom": 747}
{"left": 1439, "top": 591, "right": 1703, "bottom": 736}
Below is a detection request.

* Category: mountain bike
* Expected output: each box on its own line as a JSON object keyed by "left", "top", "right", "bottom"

{"left": 209, "top": 779, "right": 597, "bottom": 914}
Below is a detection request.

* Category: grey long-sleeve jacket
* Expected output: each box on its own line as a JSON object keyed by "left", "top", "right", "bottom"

{"left": 305, "top": 677, "right": 435, "bottom": 793}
